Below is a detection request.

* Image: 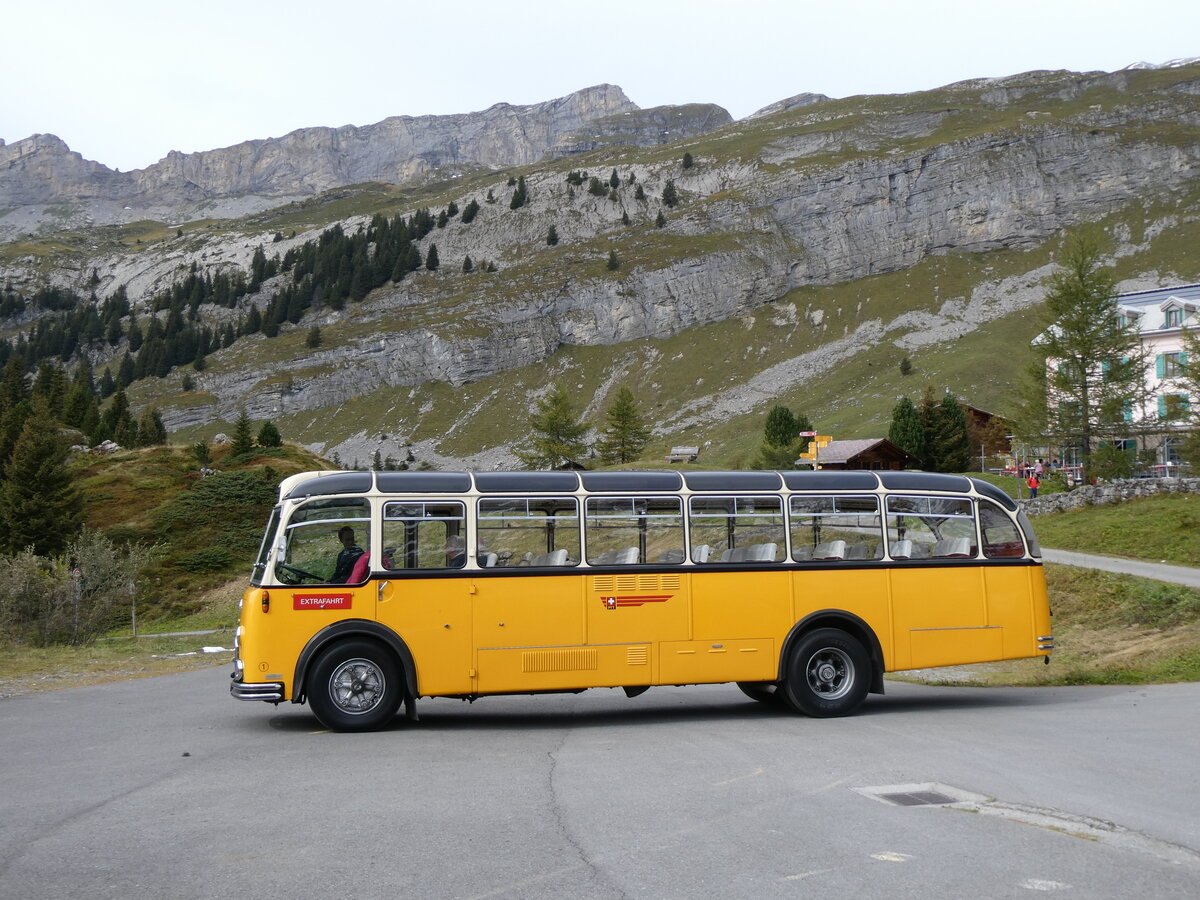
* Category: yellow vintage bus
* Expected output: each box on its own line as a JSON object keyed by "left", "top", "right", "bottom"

{"left": 231, "top": 469, "right": 1052, "bottom": 731}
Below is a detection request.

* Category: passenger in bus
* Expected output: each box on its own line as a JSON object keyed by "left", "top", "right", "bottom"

{"left": 444, "top": 534, "right": 467, "bottom": 567}
{"left": 329, "top": 526, "right": 365, "bottom": 583}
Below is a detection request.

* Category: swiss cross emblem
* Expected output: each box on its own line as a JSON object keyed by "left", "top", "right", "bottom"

{"left": 603, "top": 597, "right": 617, "bottom": 610}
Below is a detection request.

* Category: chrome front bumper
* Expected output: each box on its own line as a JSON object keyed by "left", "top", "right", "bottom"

{"left": 230, "top": 675, "right": 285, "bottom": 702}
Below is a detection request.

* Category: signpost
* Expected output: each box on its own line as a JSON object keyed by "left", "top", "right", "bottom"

{"left": 797, "top": 435, "right": 833, "bottom": 468}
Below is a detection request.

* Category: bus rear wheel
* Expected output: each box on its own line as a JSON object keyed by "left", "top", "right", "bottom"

{"left": 781, "top": 628, "right": 869, "bottom": 717}
{"left": 308, "top": 639, "right": 402, "bottom": 732}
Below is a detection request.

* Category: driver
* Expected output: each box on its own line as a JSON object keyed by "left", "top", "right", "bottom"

{"left": 329, "top": 526, "right": 365, "bottom": 584}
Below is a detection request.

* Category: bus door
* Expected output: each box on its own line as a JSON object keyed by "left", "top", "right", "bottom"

{"left": 583, "top": 496, "right": 694, "bottom": 684}
{"left": 471, "top": 498, "right": 587, "bottom": 692}
{"left": 885, "top": 496, "right": 997, "bottom": 668}
{"left": 375, "top": 500, "right": 474, "bottom": 696}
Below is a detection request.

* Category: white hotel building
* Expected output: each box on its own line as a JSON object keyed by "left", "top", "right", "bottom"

{"left": 1114, "top": 282, "right": 1199, "bottom": 468}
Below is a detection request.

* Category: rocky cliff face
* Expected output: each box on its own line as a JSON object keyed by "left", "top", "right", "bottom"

{"left": 0, "top": 85, "right": 732, "bottom": 234}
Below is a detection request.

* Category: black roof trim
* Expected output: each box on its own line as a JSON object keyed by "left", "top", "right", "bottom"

{"left": 375, "top": 472, "right": 473, "bottom": 493}
{"left": 683, "top": 471, "right": 783, "bottom": 491}
{"left": 971, "top": 477, "right": 1019, "bottom": 511}
{"left": 285, "top": 472, "right": 374, "bottom": 500}
{"left": 580, "top": 470, "right": 683, "bottom": 492}
{"left": 782, "top": 470, "right": 880, "bottom": 491}
{"left": 473, "top": 471, "right": 581, "bottom": 493}
{"left": 877, "top": 471, "right": 972, "bottom": 493}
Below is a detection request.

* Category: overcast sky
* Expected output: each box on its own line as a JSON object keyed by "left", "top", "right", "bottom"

{"left": 3, "top": 0, "right": 1197, "bottom": 172}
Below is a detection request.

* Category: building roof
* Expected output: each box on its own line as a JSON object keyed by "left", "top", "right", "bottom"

{"left": 1116, "top": 283, "right": 1200, "bottom": 306}
{"left": 809, "top": 438, "right": 915, "bottom": 465}
{"left": 1115, "top": 283, "right": 1200, "bottom": 335}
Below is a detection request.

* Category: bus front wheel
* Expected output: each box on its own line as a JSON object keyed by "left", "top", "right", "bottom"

{"left": 307, "top": 639, "right": 402, "bottom": 732}
{"left": 781, "top": 628, "right": 870, "bottom": 717}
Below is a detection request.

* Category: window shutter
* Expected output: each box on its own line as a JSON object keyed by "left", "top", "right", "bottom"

{"left": 1157, "top": 395, "right": 1167, "bottom": 418}
{"left": 1156, "top": 354, "right": 1165, "bottom": 378}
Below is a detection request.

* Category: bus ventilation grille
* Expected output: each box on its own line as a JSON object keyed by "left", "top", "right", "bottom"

{"left": 523, "top": 648, "right": 598, "bottom": 673}
{"left": 626, "top": 646, "right": 648, "bottom": 665}
{"left": 593, "top": 574, "right": 681, "bottom": 592}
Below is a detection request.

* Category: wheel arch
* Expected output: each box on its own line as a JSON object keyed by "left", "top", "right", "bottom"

{"left": 293, "top": 619, "right": 417, "bottom": 704}
{"left": 779, "top": 610, "right": 886, "bottom": 695}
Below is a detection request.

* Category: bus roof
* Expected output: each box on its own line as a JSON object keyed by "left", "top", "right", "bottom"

{"left": 278, "top": 469, "right": 1012, "bottom": 507}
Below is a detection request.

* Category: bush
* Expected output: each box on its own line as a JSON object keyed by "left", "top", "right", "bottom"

{"left": 0, "top": 530, "right": 157, "bottom": 646}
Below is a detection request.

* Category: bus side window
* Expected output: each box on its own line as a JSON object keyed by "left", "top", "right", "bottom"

{"left": 789, "top": 495, "right": 882, "bottom": 562}
{"left": 382, "top": 501, "right": 467, "bottom": 569}
{"left": 689, "top": 495, "right": 784, "bottom": 563}
{"left": 584, "top": 496, "right": 684, "bottom": 565}
{"left": 979, "top": 500, "right": 1025, "bottom": 558}
{"left": 886, "top": 496, "right": 977, "bottom": 559}
{"left": 477, "top": 498, "right": 580, "bottom": 568}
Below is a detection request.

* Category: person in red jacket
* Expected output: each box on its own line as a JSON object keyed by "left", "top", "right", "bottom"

{"left": 1026, "top": 473, "right": 1040, "bottom": 499}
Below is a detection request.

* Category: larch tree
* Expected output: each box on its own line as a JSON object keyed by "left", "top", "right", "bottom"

{"left": 1015, "top": 233, "right": 1150, "bottom": 475}
{"left": 516, "top": 385, "right": 589, "bottom": 470}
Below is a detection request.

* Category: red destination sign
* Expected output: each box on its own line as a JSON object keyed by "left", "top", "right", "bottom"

{"left": 293, "top": 593, "right": 353, "bottom": 611}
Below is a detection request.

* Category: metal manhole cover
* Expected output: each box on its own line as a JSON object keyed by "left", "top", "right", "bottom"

{"left": 855, "top": 782, "right": 990, "bottom": 807}
{"left": 877, "top": 790, "right": 957, "bottom": 807}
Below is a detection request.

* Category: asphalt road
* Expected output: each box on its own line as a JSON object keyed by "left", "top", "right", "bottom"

{"left": 1, "top": 669, "right": 1198, "bottom": 899}
{"left": 1042, "top": 548, "right": 1200, "bottom": 588}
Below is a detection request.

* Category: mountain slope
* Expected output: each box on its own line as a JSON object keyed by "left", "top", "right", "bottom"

{"left": 3, "top": 65, "right": 1200, "bottom": 469}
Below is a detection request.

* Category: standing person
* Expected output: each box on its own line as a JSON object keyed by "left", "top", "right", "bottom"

{"left": 1026, "top": 472, "right": 1040, "bottom": 499}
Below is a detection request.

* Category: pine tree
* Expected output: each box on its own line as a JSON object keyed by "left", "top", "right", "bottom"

{"left": 682, "top": 152, "right": 694, "bottom": 169}
{"left": 927, "top": 393, "right": 972, "bottom": 473}
{"left": 635, "top": 184, "right": 646, "bottom": 202}
{"left": 516, "top": 385, "right": 589, "bottom": 470}
{"left": 547, "top": 224, "right": 559, "bottom": 246}
{"left": 306, "top": 325, "right": 322, "bottom": 348}
{"left": 461, "top": 198, "right": 480, "bottom": 224}
{"left": 425, "top": 244, "right": 440, "bottom": 271}
{"left": 509, "top": 175, "right": 527, "bottom": 210}
{"left": 190, "top": 441, "right": 211, "bottom": 468}
{"left": 257, "top": 420, "right": 283, "bottom": 448}
{"left": 661, "top": 179, "right": 679, "bottom": 208}
{"left": 588, "top": 177, "right": 607, "bottom": 197}
{"left": 655, "top": 211, "right": 667, "bottom": 229}
{"left": 0, "top": 353, "right": 31, "bottom": 474}
{"left": 597, "top": 385, "right": 651, "bottom": 464}
{"left": 609, "top": 169, "right": 620, "bottom": 188}
{"left": 230, "top": 409, "right": 255, "bottom": 456}
{"left": 888, "top": 396, "right": 925, "bottom": 464}
{"left": 0, "top": 397, "right": 84, "bottom": 555}
{"left": 136, "top": 408, "right": 168, "bottom": 447}
{"left": 100, "top": 386, "right": 136, "bottom": 447}
{"left": 606, "top": 250, "right": 620, "bottom": 271}
{"left": 755, "top": 405, "right": 812, "bottom": 469}
{"left": 764, "top": 405, "right": 802, "bottom": 447}
{"left": 462, "top": 255, "right": 474, "bottom": 273}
